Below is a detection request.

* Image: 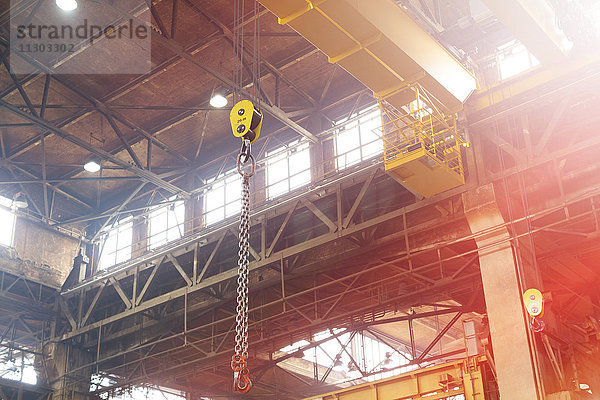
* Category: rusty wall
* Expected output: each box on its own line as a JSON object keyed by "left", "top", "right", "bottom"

{"left": 0, "top": 217, "right": 80, "bottom": 288}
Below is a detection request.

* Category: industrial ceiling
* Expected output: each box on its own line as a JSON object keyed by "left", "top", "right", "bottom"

{"left": 0, "top": 0, "right": 599, "bottom": 399}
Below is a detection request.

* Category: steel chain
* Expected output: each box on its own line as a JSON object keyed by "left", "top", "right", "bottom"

{"left": 234, "top": 173, "right": 250, "bottom": 357}
{"left": 232, "top": 139, "right": 253, "bottom": 392}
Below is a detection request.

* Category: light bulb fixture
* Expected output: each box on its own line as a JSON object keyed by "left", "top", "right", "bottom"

{"left": 84, "top": 160, "right": 101, "bottom": 173}
{"left": 56, "top": 0, "right": 78, "bottom": 11}
{"left": 347, "top": 361, "right": 358, "bottom": 372}
{"left": 382, "top": 351, "right": 393, "bottom": 366}
{"left": 292, "top": 350, "right": 304, "bottom": 359}
{"left": 12, "top": 192, "right": 28, "bottom": 209}
{"left": 332, "top": 354, "right": 344, "bottom": 370}
{"left": 209, "top": 93, "right": 228, "bottom": 108}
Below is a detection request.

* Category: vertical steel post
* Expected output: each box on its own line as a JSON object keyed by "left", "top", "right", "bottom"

{"left": 463, "top": 183, "right": 542, "bottom": 400}
{"left": 408, "top": 318, "right": 416, "bottom": 359}
{"left": 96, "top": 325, "right": 101, "bottom": 374}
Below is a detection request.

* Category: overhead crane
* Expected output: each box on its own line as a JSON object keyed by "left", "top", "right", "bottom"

{"left": 259, "top": 0, "right": 478, "bottom": 198}
{"left": 305, "top": 356, "right": 490, "bottom": 400}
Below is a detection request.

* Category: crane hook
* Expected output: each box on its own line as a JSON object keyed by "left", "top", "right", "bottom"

{"left": 231, "top": 355, "right": 252, "bottom": 393}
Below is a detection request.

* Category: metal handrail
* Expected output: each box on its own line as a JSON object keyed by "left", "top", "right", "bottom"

{"left": 379, "top": 86, "right": 466, "bottom": 178}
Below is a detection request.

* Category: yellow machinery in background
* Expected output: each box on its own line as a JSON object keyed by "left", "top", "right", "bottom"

{"left": 380, "top": 85, "right": 467, "bottom": 198}
{"left": 259, "top": 0, "right": 476, "bottom": 198}
{"left": 305, "top": 356, "right": 487, "bottom": 400}
{"left": 258, "top": 0, "right": 477, "bottom": 113}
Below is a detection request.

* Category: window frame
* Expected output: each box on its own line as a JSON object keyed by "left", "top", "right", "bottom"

{"left": 497, "top": 40, "right": 540, "bottom": 81}
{"left": 0, "top": 196, "right": 16, "bottom": 248}
{"left": 334, "top": 105, "right": 383, "bottom": 171}
{"left": 148, "top": 196, "right": 185, "bottom": 250}
{"left": 265, "top": 139, "right": 312, "bottom": 200}
{"left": 97, "top": 216, "right": 133, "bottom": 271}
{"left": 203, "top": 169, "right": 243, "bottom": 226}
{"left": 278, "top": 328, "right": 414, "bottom": 384}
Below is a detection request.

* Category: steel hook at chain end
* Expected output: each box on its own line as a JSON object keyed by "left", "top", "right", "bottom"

{"left": 233, "top": 366, "right": 252, "bottom": 393}
{"left": 530, "top": 316, "right": 545, "bottom": 333}
{"left": 234, "top": 372, "right": 252, "bottom": 393}
{"left": 231, "top": 355, "right": 252, "bottom": 393}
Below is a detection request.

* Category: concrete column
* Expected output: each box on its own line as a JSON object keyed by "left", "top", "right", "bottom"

{"left": 308, "top": 114, "right": 325, "bottom": 182}
{"left": 184, "top": 175, "right": 203, "bottom": 234}
{"left": 310, "top": 141, "right": 325, "bottom": 183}
{"left": 322, "top": 138, "right": 336, "bottom": 177}
{"left": 463, "top": 183, "right": 541, "bottom": 400}
{"left": 44, "top": 342, "right": 93, "bottom": 400}
{"left": 131, "top": 215, "right": 148, "bottom": 259}
{"left": 251, "top": 167, "right": 267, "bottom": 207}
{"left": 185, "top": 195, "right": 203, "bottom": 235}
{"left": 308, "top": 113, "right": 335, "bottom": 180}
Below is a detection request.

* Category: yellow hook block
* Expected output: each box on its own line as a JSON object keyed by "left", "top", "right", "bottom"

{"left": 523, "top": 288, "right": 544, "bottom": 318}
{"left": 230, "top": 100, "right": 263, "bottom": 144}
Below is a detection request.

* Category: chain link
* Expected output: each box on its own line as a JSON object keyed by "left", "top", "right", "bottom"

{"left": 234, "top": 172, "right": 250, "bottom": 358}
{"left": 232, "top": 140, "right": 253, "bottom": 392}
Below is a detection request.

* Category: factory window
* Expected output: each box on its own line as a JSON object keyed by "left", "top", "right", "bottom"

{"left": 0, "top": 195, "right": 15, "bottom": 247}
{"left": 334, "top": 106, "right": 383, "bottom": 170}
{"left": 266, "top": 140, "right": 311, "bottom": 199}
{"left": 278, "top": 329, "right": 414, "bottom": 384}
{"left": 498, "top": 41, "right": 539, "bottom": 80}
{"left": 98, "top": 217, "right": 133, "bottom": 270}
{"left": 148, "top": 196, "right": 185, "bottom": 250}
{"left": 0, "top": 350, "right": 36, "bottom": 384}
{"left": 204, "top": 169, "right": 242, "bottom": 226}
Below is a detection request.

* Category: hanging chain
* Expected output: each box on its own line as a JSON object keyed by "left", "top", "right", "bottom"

{"left": 232, "top": 139, "right": 254, "bottom": 393}
{"left": 231, "top": 0, "right": 260, "bottom": 392}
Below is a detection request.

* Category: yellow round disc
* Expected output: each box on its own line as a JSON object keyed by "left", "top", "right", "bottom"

{"left": 523, "top": 288, "right": 544, "bottom": 317}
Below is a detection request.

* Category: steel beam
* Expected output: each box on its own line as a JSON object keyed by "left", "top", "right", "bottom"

{"left": 6, "top": 163, "right": 94, "bottom": 211}
{"left": 103, "top": 3, "right": 319, "bottom": 143}
{"left": 481, "top": 0, "right": 572, "bottom": 64}
{"left": 56, "top": 172, "right": 471, "bottom": 343}
{"left": 102, "top": 113, "right": 144, "bottom": 169}
{"left": 52, "top": 76, "right": 191, "bottom": 165}
{"left": 466, "top": 57, "right": 599, "bottom": 123}
{"left": 56, "top": 140, "right": 600, "bottom": 395}
{"left": 70, "top": 268, "right": 479, "bottom": 393}
{"left": 0, "top": 99, "right": 189, "bottom": 198}
{"left": 60, "top": 88, "right": 369, "bottom": 225}
{"left": 261, "top": 0, "right": 477, "bottom": 112}
{"left": 0, "top": 53, "right": 38, "bottom": 118}
{"left": 0, "top": 177, "right": 141, "bottom": 184}
{"left": 56, "top": 133, "right": 600, "bottom": 346}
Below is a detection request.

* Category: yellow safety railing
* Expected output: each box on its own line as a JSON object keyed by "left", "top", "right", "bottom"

{"left": 380, "top": 85, "right": 467, "bottom": 179}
